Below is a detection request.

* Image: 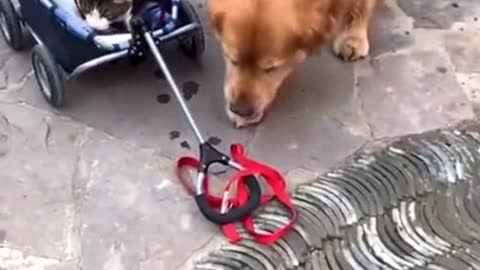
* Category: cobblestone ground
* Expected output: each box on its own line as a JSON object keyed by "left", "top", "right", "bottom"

{"left": 0, "top": 0, "right": 479, "bottom": 269}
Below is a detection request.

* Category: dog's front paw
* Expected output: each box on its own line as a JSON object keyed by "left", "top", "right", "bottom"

{"left": 226, "top": 107, "right": 263, "bottom": 128}
{"left": 333, "top": 35, "right": 370, "bottom": 62}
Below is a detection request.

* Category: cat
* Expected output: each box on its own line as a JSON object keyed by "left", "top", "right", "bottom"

{"left": 75, "top": 0, "right": 133, "bottom": 32}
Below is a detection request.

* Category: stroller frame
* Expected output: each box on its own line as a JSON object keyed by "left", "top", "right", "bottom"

{"left": 0, "top": 0, "right": 205, "bottom": 107}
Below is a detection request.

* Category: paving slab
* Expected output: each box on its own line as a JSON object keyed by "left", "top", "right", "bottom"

{"left": 78, "top": 130, "right": 216, "bottom": 270}
{"left": 0, "top": 103, "right": 80, "bottom": 260}
{"left": 397, "top": 0, "right": 480, "bottom": 29}
{"left": 357, "top": 49, "right": 473, "bottom": 138}
{"left": 368, "top": 0, "right": 415, "bottom": 57}
{"left": 445, "top": 31, "right": 480, "bottom": 73}
{"left": 0, "top": 102, "right": 217, "bottom": 269}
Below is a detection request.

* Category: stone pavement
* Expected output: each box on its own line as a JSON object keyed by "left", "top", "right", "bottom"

{"left": 0, "top": 0, "right": 479, "bottom": 269}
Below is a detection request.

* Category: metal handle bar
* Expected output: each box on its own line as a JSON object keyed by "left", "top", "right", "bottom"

{"left": 139, "top": 25, "right": 262, "bottom": 225}
{"left": 194, "top": 174, "right": 261, "bottom": 224}
{"left": 144, "top": 31, "right": 205, "bottom": 143}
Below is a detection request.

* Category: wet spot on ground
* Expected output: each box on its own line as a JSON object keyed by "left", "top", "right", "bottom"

{"left": 180, "top": 140, "right": 191, "bottom": 150}
{"left": 0, "top": 230, "right": 6, "bottom": 242}
{"left": 207, "top": 136, "right": 222, "bottom": 146}
{"left": 182, "top": 81, "right": 199, "bottom": 101}
{"left": 157, "top": 94, "right": 171, "bottom": 104}
{"left": 0, "top": 134, "right": 8, "bottom": 157}
{"left": 170, "top": 131, "right": 180, "bottom": 140}
{"left": 437, "top": 66, "right": 448, "bottom": 73}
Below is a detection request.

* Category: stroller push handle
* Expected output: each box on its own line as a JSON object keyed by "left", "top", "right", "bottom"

{"left": 139, "top": 23, "right": 263, "bottom": 225}
{"left": 195, "top": 175, "right": 262, "bottom": 224}
{"left": 141, "top": 20, "right": 206, "bottom": 143}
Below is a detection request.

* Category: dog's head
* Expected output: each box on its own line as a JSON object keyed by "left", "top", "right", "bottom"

{"left": 208, "top": 0, "right": 332, "bottom": 127}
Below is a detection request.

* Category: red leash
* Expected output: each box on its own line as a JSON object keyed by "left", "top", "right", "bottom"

{"left": 176, "top": 144, "right": 297, "bottom": 245}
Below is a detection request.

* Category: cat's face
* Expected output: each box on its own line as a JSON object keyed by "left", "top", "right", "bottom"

{"left": 76, "top": 0, "right": 132, "bottom": 31}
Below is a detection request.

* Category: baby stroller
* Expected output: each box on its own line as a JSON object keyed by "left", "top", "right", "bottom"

{"left": 0, "top": 0, "right": 205, "bottom": 107}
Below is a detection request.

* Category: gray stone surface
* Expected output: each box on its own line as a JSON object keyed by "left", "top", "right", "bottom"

{"left": 357, "top": 50, "right": 473, "bottom": 138}
{"left": 457, "top": 73, "right": 480, "bottom": 115}
{"left": 191, "top": 126, "right": 480, "bottom": 269}
{"left": 0, "top": 0, "right": 479, "bottom": 268}
{"left": 369, "top": 0, "right": 415, "bottom": 57}
{"left": 78, "top": 131, "right": 216, "bottom": 270}
{"left": 0, "top": 103, "right": 79, "bottom": 260}
{"left": 445, "top": 31, "right": 480, "bottom": 73}
{"left": 247, "top": 52, "right": 370, "bottom": 172}
{"left": 398, "top": 0, "right": 480, "bottom": 29}
{"left": 0, "top": 102, "right": 218, "bottom": 269}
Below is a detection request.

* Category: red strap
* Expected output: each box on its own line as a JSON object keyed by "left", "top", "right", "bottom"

{"left": 230, "top": 145, "right": 297, "bottom": 245}
{"left": 176, "top": 144, "right": 297, "bottom": 245}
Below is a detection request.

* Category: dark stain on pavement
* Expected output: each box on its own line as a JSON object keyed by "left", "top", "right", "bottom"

{"left": 180, "top": 140, "right": 191, "bottom": 150}
{"left": 170, "top": 131, "right": 181, "bottom": 140}
{"left": 207, "top": 136, "right": 222, "bottom": 146}
{"left": 157, "top": 94, "right": 171, "bottom": 104}
{"left": 182, "top": 81, "right": 199, "bottom": 101}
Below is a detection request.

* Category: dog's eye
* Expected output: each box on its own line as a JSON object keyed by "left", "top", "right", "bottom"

{"left": 224, "top": 54, "right": 239, "bottom": 66}
{"left": 230, "top": 59, "right": 239, "bottom": 66}
{"left": 262, "top": 66, "right": 278, "bottom": 73}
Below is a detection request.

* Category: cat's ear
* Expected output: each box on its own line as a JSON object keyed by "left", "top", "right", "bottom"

{"left": 73, "top": 0, "right": 85, "bottom": 17}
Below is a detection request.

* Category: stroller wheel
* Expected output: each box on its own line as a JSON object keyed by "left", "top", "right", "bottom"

{"left": 32, "top": 45, "right": 65, "bottom": 108}
{"left": 0, "top": 0, "right": 25, "bottom": 50}
{"left": 178, "top": 0, "right": 205, "bottom": 59}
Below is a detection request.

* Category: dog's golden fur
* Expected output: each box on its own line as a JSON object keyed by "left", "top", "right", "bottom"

{"left": 208, "top": 0, "right": 378, "bottom": 127}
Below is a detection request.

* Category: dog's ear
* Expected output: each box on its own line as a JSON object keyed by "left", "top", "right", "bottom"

{"left": 207, "top": 0, "right": 225, "bottom": 36}
{"left": 292, "top": 1, "right": 334, "bottom": 53}
{"left": 211, "top": 12, "right": 225, "bottom": 36}
{"left": 292, "top": 25, "right": 324, "bottom": 54}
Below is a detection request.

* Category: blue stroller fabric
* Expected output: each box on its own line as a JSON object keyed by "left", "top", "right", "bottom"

{"left": 133, "top": 0, "right": 172, "bottom": 31}
{"left": 51, "top": 1, "right": 95, "bottom": 40}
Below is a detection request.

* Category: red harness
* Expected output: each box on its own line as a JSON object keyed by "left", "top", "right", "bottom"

{"left": 176, "top": 144, "right": 297, "bottom": 245}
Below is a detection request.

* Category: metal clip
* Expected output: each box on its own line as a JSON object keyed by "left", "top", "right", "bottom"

{"left": 220, "top": 188, "right": 232, "bottom": 214}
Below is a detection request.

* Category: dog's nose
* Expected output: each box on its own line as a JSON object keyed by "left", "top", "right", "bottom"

{"left": 229, "top": 102, "right": 256, "bottom": 118}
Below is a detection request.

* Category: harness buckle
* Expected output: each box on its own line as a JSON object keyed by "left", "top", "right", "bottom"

{"left": 220, "top": 190, "right": 231, "bottom": 214}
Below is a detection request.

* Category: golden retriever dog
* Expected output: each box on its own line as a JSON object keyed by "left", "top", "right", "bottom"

{"left": 208, "top": 0, "right": 378, "bottom": 127}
